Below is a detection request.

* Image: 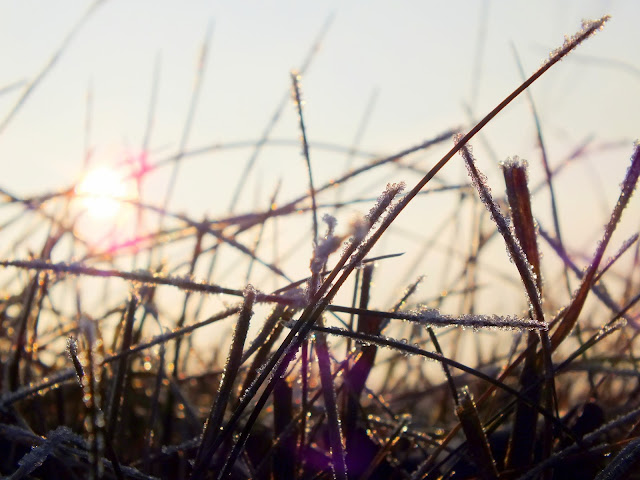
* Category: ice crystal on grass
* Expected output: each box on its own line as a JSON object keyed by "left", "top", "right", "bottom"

{"left": 543, "top": 16, "right": 610, "bottom": 69}
{"left": 366, "top": 182, "right": 406, "bottom": 226}
{"left": 410, "top": 307, "right": 547, "bottom": 331}
{"left": 341, "top": 182, "right": 406, "bottom": 273}
{"left": 277, "top": 286, "right": 307, "bottom": 309}
{"left": 77, "top": 314, "right": 105, "bottom": 480}
{"left": 341, "top": 182, "right": 405, "bottom": 257}
{"left": 500, "top": 155, "right": 528, "bottom": 172}
{"left": 456, "top": 135, "right": 495, "bottom": 221}
{"left": 0, "top": 370, "right": 77, "bottom": 410}
{"left": 66, "top": 336, "right": 84, "bottom": 386}
{"left": 308, "top": 214, "right": 343, "bottom": 297}
{"left": 310, "top": 235, "right": 342, "bottom": 272}
{"left": 191, "top": 288, "right": 255, "bottom": 479}
{"left": 341, "top": 216, "right": 368, "bottom": 258}
{"left": 310, "top": 216, "right": 342, "bottom": 276}
{"left": 322, "top": 213, "right": 337, "bottom": 236}
{"left": 457, "top": 137, "right": 543, "bottom": 318}
{"left": 13, "top": 426, "right": 85, "bottom": 479}
{"left": 619, "top": 143, "right": 640, "bottom": 201}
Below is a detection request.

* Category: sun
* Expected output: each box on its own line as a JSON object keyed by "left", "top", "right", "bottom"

{"left": 75, "top": 166, "right": 129, "bottom": 219}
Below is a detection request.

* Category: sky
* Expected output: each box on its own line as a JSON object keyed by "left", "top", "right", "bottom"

{"left": 0, "top": 0, "right": 638, "bottom": 320}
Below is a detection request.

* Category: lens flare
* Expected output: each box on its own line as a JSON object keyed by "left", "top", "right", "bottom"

{"left": 75, "top": 166, "right": 128, "bottom": 219}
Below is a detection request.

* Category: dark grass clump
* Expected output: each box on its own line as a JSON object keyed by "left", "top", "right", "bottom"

{"left": 3, "top": 13, "right": 640, "bottom": 480}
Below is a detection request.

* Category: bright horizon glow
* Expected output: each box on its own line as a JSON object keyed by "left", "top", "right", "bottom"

{"left": 75, "top": 166, "right": 129, "bottom": 219}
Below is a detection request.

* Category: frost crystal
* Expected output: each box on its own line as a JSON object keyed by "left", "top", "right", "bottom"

{"left": 15, "top": 426, "right": 83, "bottom": 476}
{"left": 458, "top": 140, "right": 542, "bottom": 309}
{"left": 542, "top": 16, "right": 610, "bottom": 68}
{"left": 620, "top": 143, "right": 640, "bottom": 201}
{"left": 342, "top": 216, "right": 369, "bottom": 259}
{"left": 411, "top": 306, "right": 547, "bottom": 331}
{"left": 309, "top": 215, "right": 343, "bottom": 295}
{"left": 279, "top": 286, "right": 308, "bottom": 308}
{"left": 66, "top": 336, "right": 78, "bottom": 359}
{"left": 311, "top": 235, "right": 342, "bottom": 274}
{"left": 500, "top": 155, "right": 528, "bottom": 173}
{"left": 366, "top": 182, "right": 406, "bottom": 225}
{"left": 244, "top": 284, "right": 258, "bottom": 298}
{"left": 322, "top": 213, "right": 337, "bottom": 236}
{"left": 341, "top": 182, "right": 405, "bottom": 267}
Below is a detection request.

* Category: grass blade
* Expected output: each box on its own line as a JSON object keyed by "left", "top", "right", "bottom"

{"left": 501, "top": 158, "right": 542, "bottom": 471}
{"left": 455, "top": 387, "right": 498, "bottom": 480}
{"left": 272, "top": 377, "right": 295, "bottom": 480}
{"left": 594, "top": 436, "right": 640, "bottom": 480}
{"left": 315, "top": 326, "right": 348, "bottom": 480}
{"left": 191, "top": 286, "right": 256, "bottom": 480}
{"left": 550, "top": 143, "right": 640, "bottom": 350}
{"left": 105, "top": 292, "right": 138, "bottom": 450}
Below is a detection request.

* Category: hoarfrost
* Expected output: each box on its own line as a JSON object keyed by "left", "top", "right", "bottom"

{"left": 366, "top": 182, "right": 406, "bottom": 225}
{"left": 14, "top": 426, "right": 84, "bottom": 477}
{"left": 458, "top": 139, "right": 542, "bottom": 309}
{"left": 309, "top": 215, "right": 343, "bottom": 296}
{"left": 543, "top": 16, "right": 610, "bottom": 69}
{"left": 408, "top": 306, "right": 547, "bottom": 331}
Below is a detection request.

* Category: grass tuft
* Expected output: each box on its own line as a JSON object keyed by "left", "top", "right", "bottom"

{"left": 2, "top": 13, "right": 639, "bottom": 480}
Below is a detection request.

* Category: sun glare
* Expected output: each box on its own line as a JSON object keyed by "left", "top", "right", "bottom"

{"left": 75, "top": 166, "right": 129, "bottom": 219}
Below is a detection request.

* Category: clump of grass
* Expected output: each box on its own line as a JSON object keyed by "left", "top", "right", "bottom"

{"left": 2, "top": 12, "right": 640, "bottom": 480}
